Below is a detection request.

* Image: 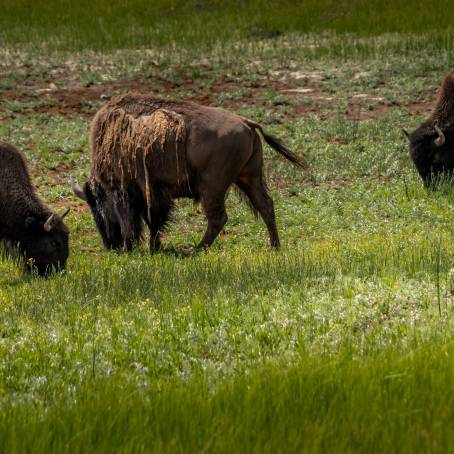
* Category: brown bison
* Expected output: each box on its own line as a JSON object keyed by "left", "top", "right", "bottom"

{"left": 71, "top": 93, "right": 304, "bottom": 251}
{"left": 407, "top": 71, "right": 454, "bottom": 186}
{"left": 0, "top": 141, "right": 69, "bottom": 276}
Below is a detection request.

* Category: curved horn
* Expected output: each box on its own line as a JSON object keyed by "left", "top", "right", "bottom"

{"left": 60, "top": 208, "right": 70, "bottom": 220}
{"left": 435, "top": 124, "right": 446, "bottom": 146}
{"left": 402, "top": 129, "right": 410, "bottom": 139}
{"left": 44, "top": 214, "right": 55, "bottom": 232}
{"left": 70, "top": 178, "right": 87, "bottom": 201}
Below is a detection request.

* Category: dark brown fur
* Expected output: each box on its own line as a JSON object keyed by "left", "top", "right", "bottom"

{"left": 432, "top": 72, "right": 454, "bottom": 125}
{"left": 408, "top": 72, "right": 454, "bottom": 186}
{"left": 0, "top": 141, "right": 69, "bottom": 275}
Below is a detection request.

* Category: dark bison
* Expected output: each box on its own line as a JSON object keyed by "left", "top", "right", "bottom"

{"left": 0, "top": 141, "right": 69, "bottom": 276}
{"left": 407, "top": 71, "right": 454, "bottom": 186}
{"left": 71, "top": 93, "right": 304, "bottom": 251}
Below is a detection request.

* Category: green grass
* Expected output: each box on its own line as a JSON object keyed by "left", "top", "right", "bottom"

{"left": 1, "top": 0, "right": 454, "bottom": 51}
{"left": 5, "top": 345, "right": 454, "bottom": 453}
{"left": 4, "top": 107, "right": 454, "bottom": 450}
{"left": 3, "top": 2, "right": 454, "bottom": 452}
{"left": 2, "top": 245, "right": 454, "bottom": 452}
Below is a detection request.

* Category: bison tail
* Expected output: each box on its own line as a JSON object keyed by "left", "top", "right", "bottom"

{"left": 241, "top": 118, "right": 307, "bottom": 169}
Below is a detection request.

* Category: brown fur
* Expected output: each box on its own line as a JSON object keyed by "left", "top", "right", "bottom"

{"left": 92, "top": 106, "right": 187, "bottom": 221}
{"left": 78, "top": 93, "right": 304, "bottom": 251}
{"left": 0, "top": 141, "right": 69, "bottom": 275}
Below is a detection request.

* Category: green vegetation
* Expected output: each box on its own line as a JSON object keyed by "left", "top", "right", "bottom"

{"left": 2, "top": 1, "right": 454, "bottom": 452}
{"left": 1, "top": 0, "right": 454, "bottom": 51}
{"left": 5, "top": 346, "right": 454, "bottom": 453}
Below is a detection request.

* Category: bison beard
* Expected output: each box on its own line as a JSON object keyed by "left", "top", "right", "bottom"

{"left": 73, "top": 93, "right": 304, "bottom": 252}
{"left": 0, "top": 141, "right": 70, "bottom": 276}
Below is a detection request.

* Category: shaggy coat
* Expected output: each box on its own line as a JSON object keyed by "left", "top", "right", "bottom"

{"left": 0, "top": 141, "right": 69, "bottom": 275}
{"left": 72, "top": 93, "right": 304, "bottom": 251}
{"left": 408, "top": 71, "right": 454, "bottom": 186}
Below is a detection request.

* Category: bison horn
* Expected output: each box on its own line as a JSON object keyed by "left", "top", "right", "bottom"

{"left": 402, "top": 129, "right": 410, "bottom": 139}
{"left": 44, "top": 208, "right": 70, "bottom": 232}
{"left": 44, "top": 214, "right": 56, "bottom": 232}
{"left": 70, "top": 178, "right": 87, "bottom": 201}
{"left": 434, "top": 124, "right": 446, "bottom": 146}
{"left": 60, "top": 208, "right": 70, "bottom": 220}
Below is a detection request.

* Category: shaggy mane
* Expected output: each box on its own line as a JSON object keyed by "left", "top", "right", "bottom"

{"left": 92, "top": 100, "right": 188, "bottom": 222}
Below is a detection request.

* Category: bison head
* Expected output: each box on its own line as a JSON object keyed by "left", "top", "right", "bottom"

{"left": 20, "top": 210, "right": 70, "bottom": 276}
{"left": 407, "top": 121, "right": 454, "bottom": 187}
{"left": 408, "top": 71, "right": 454, "bottom": 187}
{"left": 71, "top": 178, "right": 124, "bottom": 250}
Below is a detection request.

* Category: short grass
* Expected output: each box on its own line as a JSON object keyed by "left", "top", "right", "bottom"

{"left": 2, "top": 3, "right": 454, "bottom": 452}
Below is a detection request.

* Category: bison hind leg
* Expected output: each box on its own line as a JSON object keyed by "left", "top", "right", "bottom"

{"left": 235, "top": 177, "right": 280, "bottom": 248}
{"left": 233, "top": 184, "right": 259, "bottom": 219}
{"left": 235, "top": 134, "right": 280, "bottom": 248}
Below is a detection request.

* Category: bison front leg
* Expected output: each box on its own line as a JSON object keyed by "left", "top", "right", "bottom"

{"left": 145, "top": 218, "right": 164, "bottom": 253}
{"left": 112, "top": 191, "right": 143, "bottom": 253}
{"left": 197, "top": 195, "right": 228, "bottom": 249}
{"left": 144, "top": 186, "right": 173, "bottom": 253}
{"left": 149, "top": 229, "right": 162, "bottom": 252}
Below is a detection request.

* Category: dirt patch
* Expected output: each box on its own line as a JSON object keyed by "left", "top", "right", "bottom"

{"left": 1, "top": 75, "right": 303, "bottom": 118}
{"left": 1, "top": 79, "right": 167, "bottom": 117}
{"left": 405, "top": 98, "right": 435, "bottom": 116}
{"left": 53, "top": 198, "right": 88, "bottom": 215}
{"left": 46, "top": 161, "right": 77, "bottom": 182}
{"left": 346, "top": 101, "right": 391, "bottom": 121}
{"left": 38, "top": 89, "right": 102, "bottom": 114}
{"left": 345, "top": 93, "right": 436, "bottom": 121}
{"left": 0, "top": 73, "right": 438, "bottom": 121}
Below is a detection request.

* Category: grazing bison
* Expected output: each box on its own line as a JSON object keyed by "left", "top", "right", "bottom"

{"left": 71, "top": 93, "right": 304, "bottom": 251}
{"left": 407, "top": 71, "right": 454, "bottom": 186}
{"left": 0, "top": 141, "right": 69, "bottom": 276}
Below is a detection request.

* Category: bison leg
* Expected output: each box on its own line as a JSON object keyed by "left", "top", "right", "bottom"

{"left": 236, "top": 177, "right": 280, "bottom": 248}
{"left": 113, "top": 190, "right": 143, "bottom": 252}
{"left": 144, "top": 185, "right": 173, "bottom": 253}
{"left": 146, "top": 207, "right": 172, "bottom": 252}
{"left": 104, "top": 221, "right": 124, "bottom": 250}
{"left": 197, "top": 195, "right": 228, "bottom": 249}
{"left": 149, "top": 230, "right": 162, "bottom": 252}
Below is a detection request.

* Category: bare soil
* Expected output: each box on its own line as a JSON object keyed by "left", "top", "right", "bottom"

{"left": 0, "top": 74, "right": 436, "bottom": 120}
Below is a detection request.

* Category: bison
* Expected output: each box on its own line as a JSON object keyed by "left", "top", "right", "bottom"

{"left": 71, "top": 93, "right": 304, "bottom": 252}
{"left": 407, "top": 71, "right": 454, "bottom": 186}
{"left": 0, "top": 141, "right": 69, "bottom": 276}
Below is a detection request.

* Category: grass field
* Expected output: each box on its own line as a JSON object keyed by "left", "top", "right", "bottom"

{"left": 2, "top": 1, "right": 454, "bottom": 452}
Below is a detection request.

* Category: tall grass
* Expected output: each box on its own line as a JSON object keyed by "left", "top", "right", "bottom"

{"left": 1, "top": 0, "right": 453, "bottom": 51}
{"left": 3, "top": 345, "right": 454, "bottom": 453}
